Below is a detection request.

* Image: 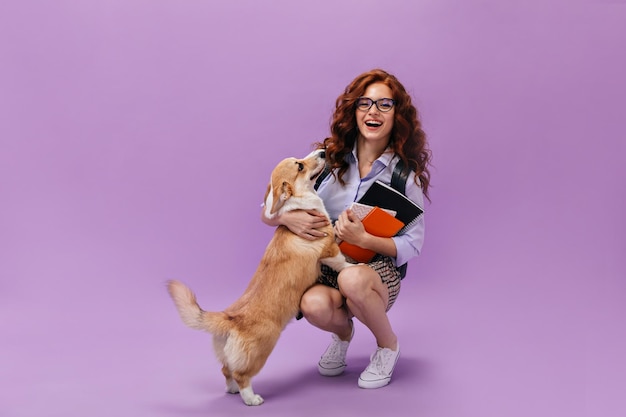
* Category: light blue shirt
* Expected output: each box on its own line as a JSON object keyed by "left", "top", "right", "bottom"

{"left": 316, "top": 147, "right": 426, "bottom": 267}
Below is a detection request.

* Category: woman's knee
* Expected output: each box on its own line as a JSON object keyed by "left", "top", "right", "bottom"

{"left": 300, "top": 286, "right": 335, "bottom": 319}
{"left": 338, "top": 265, "right": 385, "bottom": 302}
{"left": 338, "top": 266, "right": 373, "bottom": 293}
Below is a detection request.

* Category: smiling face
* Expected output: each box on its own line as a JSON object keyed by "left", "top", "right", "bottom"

{"left": 356, "top": 82, "right": 395, "bottom": 147}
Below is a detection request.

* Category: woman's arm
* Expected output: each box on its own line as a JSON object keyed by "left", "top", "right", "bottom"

{"left": 260, "top": 207, "right": 331, "bottom": 241}
{"left": 333, "top": 172, "right": 426, "bottom": 265}
{"left": 333, "top": 209, "right": 398, "bottom": 258}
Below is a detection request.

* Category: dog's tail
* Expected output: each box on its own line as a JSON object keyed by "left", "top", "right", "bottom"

{"left": 166, "top": 280, "right": 231, "bottom": 335}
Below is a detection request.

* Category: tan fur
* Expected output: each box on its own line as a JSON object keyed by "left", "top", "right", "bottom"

{"left": 167, "top": 149, "right": 351, "bottom": 406}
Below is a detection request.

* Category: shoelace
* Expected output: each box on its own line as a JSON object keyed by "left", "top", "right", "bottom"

{"left": 323, "top": 335, "right": 346, "bottom": 361}
{"left": 366, "top": 348, "right": 393, "bottom": 375}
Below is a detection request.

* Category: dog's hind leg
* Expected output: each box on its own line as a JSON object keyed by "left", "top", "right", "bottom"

{"left": 213, "top": 335, "right": 239, "bottom": 394}
{"left": 221, "top": 365, "right": 239, "bottom": 394}
{"left": 233, "top": 373, "right": 264, "bottom": 406}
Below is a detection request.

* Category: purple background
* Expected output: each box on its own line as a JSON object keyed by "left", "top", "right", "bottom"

{"left": 1, "top": 1, "right": 625, "bottom": 416}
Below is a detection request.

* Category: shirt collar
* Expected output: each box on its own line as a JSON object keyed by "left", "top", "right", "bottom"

{"left": 349, "top": 145, "right": 396, "bottom": 167}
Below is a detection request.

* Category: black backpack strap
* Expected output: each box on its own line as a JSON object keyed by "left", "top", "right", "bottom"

{"left": 314, "top": 166, "right": 331, "bottom": 191}
{"left": 391, "top": 158, "right": 410, "bottom": 195}
{"left": 390, "top": 158, "right": 411, "bottom": 279}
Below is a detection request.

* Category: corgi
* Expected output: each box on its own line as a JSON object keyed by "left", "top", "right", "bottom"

{"left": 167, "top": 149, "right": 351, "bottom": 405}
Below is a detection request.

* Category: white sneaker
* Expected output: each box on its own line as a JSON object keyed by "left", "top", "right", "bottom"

{"left": 358, "top": 343, "right": 400, "bottom": 389}
{"left": 318, "top": 320, "right": 354, "bottom": 376}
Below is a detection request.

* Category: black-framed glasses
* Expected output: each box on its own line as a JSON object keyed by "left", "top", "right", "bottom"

{"left": 356, "top": 97, "right": 396, "bottom": 112}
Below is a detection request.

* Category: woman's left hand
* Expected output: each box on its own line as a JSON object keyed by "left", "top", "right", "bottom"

{"left": 334, "top": 209, "right": 366, "bottom": 245}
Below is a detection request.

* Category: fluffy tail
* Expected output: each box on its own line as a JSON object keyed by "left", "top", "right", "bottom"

{"left": 166, "top": 279, "right": 231, "bottom": 335}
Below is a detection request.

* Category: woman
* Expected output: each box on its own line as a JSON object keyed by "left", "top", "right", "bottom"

{"left": 262, "top": 69, "right": 432, "bottom": 389}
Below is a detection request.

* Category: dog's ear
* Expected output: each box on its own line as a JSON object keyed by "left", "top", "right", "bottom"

{"left": 269, "top": 181, "right": 293, "bottom": 215}
{"left": 263, "top": 183, "right": 271, "bottom": 207}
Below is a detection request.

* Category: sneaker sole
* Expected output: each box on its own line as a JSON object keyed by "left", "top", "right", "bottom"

{"left": 358, "top": 345, "right": 400, "bottom": 389}
{"left": 358, "top": 376, "right": 391, "bottom": 389}
{"left": 318, "top": 364, "right": 347, "bottom": 377}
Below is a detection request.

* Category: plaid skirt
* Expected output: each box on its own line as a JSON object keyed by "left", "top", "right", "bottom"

{"left": 318, "top": 254, "right": 402, "bottom": 311}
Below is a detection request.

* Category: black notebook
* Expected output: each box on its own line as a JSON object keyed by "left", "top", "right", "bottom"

{"left": 357, "top": 180, "right": 424, "bottom": 232}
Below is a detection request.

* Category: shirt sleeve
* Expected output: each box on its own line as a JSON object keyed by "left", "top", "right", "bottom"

{"left": 391, "top": 174, "right": 426, "bottom": 267}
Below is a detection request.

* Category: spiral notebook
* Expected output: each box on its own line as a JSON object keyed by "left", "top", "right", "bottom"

{"left": 349, "top": 202, "right": 396, "bottom": 220}
{"left": 357, "top": 180, "right": 424, "bottom": 231}
{"left": 339, "top": 205, "right": 405, "bottom": 263}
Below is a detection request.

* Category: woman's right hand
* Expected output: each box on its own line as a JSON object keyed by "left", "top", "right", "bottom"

{"left": 273, "top": 209, "right": 330, "bottom": 240}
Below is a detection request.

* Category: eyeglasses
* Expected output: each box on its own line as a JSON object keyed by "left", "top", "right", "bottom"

{"left": 356, "top": 97, "right": 396, "bottom": 113}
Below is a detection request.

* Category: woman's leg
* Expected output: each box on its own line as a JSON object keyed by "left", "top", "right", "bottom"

{"left": 337, "top": 264, "right": 401, "bottom": 388}
{"left": 301, "top": 283, "right": 355, "bottom": 376}
{"left": 301, "top": 263, "right": 401, "bottom": 387}
{"left": 300, "top": 283, "right": 352, "bottom": 341}
{"left": 337, "top": 264, "right": 397, "bottom": 350}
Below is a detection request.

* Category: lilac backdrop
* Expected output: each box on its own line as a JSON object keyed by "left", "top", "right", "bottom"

{"left": 1, "top": 1, "right": 624, "bottom": 417}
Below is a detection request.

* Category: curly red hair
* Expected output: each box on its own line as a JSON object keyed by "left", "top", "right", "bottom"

{"left": 316, "top": 69, "right": 432, "bottom": 200}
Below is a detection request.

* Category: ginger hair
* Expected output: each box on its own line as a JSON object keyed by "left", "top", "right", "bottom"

{"left": 316, "top": 69, "right": 432, "bottom": 200}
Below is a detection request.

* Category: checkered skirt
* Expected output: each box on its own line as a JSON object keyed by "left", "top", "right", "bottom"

{"left": 318, "top": 254, "right": 402, "bottom": 311}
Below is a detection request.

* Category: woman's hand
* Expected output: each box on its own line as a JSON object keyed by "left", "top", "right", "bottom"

{"left": 334, "top": 209, "right": 366, "bottom": 245}
{"left": 264, "top": 209, "right": 330, "bottom": 240}
{"left": 334, "top": 208, "right": 398, "bottom": 258}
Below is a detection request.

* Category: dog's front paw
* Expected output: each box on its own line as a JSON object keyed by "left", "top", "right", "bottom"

{"left": 321, "top": 254, "right": 353, "bottom": 272}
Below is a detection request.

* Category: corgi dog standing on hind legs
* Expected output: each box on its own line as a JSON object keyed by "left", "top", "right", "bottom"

{"left": 167, "top": 149, "right": 352, "bottom": 406}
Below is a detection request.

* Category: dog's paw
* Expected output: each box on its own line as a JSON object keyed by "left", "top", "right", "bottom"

{"left": 321, "top": 254, "right": 353, "bottom": 272}
{"left": 244, "top": 394, "right": 264, "bottom": 406}
{"left": 240, "top": 387, "right": 264, "bottom": 406}
{"left": 225, "top": 380, "right": 239, "bottom": 394}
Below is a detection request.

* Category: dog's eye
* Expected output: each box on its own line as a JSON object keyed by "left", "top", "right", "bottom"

{"left": 297, "top": 162, "right": 304, "bottom": 171}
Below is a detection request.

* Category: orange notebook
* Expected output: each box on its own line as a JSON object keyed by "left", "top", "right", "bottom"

{"left": 339, "top": 206, "right": 405, "bottom": 263}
